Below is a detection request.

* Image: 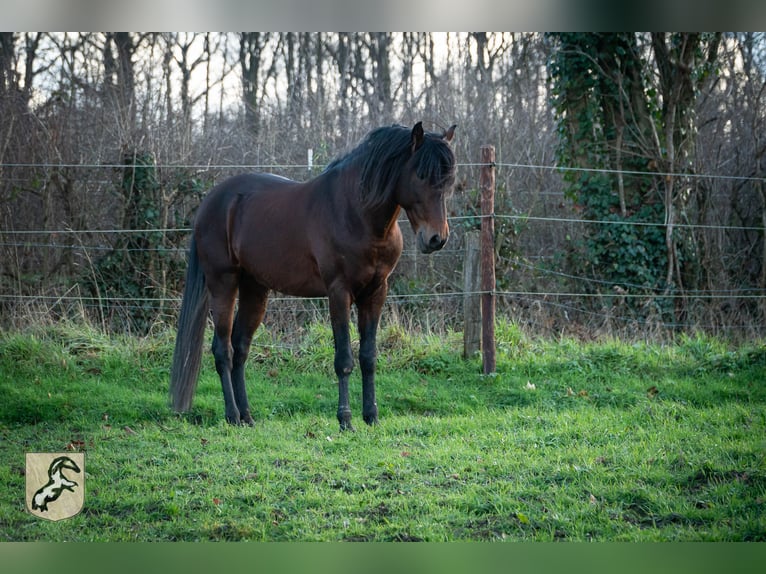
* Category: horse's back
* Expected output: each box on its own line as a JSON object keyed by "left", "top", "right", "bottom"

{"left": 200, "top": 173, "right": 295, "bottom": 208}
{"left": 195, "top": 172, "right": 300, "bottom": 234}
{"left": 194, "top": 172, "right": 326, "bottom": 295}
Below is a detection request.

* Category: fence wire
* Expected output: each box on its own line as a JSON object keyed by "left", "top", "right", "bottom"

{"left": 1, "top": 159, "right": 764, "bottom": 338}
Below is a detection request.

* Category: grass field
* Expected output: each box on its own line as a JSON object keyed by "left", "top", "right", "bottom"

{"left": 1, "top": 320, "right": 765, "bottom": 541}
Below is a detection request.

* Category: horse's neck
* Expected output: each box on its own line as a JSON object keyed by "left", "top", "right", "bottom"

{"left": 357, "top": 194, "right": 401, "bottom": 240}
{"left": 320, "top": 165, "right": 401, "bottom": 240}
{"left": 377, "top": 204, "right": 402, "bottom": 240}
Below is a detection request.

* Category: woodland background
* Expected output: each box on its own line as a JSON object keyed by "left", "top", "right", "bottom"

{"left": 0, "top": 32, "right": 764, "bottom": 340}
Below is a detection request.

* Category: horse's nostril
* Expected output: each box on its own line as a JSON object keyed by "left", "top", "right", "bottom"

{"left": 429, "top": 234, "right": 445, "bottom": 250}
{"left": 417, "top": 230, "right": 448, "bottom": 254}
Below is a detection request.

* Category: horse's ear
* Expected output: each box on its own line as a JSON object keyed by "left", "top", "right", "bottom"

{"left": 443, "top": 124, "right": 457, "bottom": 143}
{"left": 411, "top": 121, "right": 425, "bottom": 151}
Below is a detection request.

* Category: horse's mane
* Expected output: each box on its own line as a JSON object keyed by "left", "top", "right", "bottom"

{"left": 324, "top": 124, "right": 456, "bottom": 209}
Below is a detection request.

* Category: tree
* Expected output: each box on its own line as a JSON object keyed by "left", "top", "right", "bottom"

{"left": 103, "top": 32, "right": 137, "bottom": 134}
{"left": 549, "top": 32, "right": 721, "bottom": 323}
{"left": 240, "top": 32, "right": 271, "bottom": 136}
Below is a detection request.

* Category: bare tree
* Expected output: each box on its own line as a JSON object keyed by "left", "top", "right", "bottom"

{"left": 239, "top": 32, "right": 271, "bottom": 136}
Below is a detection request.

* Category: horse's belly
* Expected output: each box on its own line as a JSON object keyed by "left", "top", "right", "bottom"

{"left": 272, "top": 271, "right": 328, "bottom": 298}
{"left": 241, "top": 251, "right": 327, "bottom": 298}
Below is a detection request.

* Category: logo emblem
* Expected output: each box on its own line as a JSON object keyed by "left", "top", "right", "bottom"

{"left": 26, "top": 453, "right": 85, "bottom": 521}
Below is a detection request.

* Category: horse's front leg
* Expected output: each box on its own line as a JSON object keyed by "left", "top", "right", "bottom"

{"left": 329, "top": 288, "right": 354, "bottom": 431}
{"left": 358, "top": 283, "right": 387, "bottom": 426}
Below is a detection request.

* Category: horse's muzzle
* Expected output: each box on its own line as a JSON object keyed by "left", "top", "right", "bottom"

{"left": 417, "top": 230, "right": 449, "bottom": 254}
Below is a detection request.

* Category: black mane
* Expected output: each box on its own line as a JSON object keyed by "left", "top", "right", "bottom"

{"left": 324, "top": 124, "right": 456, "bottom": 209}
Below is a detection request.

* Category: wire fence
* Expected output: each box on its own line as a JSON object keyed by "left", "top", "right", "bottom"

{"left": 1, "top": 159, "right": 764, "bottom": 340}
{"left": 3, "top": 159, "right": 765, "bottom": 182}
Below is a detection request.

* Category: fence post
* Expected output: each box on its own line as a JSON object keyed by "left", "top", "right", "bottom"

{"left": 463, "top": 230, "right": 481, "bottom": 359}
{"left": 480, "top": 145, "right": 496, "bottom": 375}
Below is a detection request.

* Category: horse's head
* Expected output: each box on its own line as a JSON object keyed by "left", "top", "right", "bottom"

{"left": 398, "top": 122, "right": 457, "bottom": 254}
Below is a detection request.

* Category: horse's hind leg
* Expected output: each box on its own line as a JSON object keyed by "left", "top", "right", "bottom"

{"left": 230, "top": 274, "right": 269, "bottom": 426}
{"left": 208, "top": 271, "right": 242, "bottom": 424}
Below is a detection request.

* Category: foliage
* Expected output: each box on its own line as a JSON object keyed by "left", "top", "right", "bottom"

{"left": 85, "top": 152, "right": 201, "bottom": 334}
{"left": 1, "top": 322, "right": 764, "bottom": 541}
{"left": 548, "top": 33, "right": 723, "bottom": 324}
{"left": 548, "top": 34, "right": 668, "bottom": 301}
{"left": 0, "top": 33, "right": 763, "bottom": 339}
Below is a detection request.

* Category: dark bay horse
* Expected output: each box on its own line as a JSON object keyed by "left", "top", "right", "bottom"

{"left": 170, "top": 122, "right": 457, "bottom": 430}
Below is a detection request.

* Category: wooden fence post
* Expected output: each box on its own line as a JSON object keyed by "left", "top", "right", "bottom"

{"left": 480, "top": 145, "right": 496, "bottom": 375}
{"left": 463, "top": 230, "right": 481, "bottom": 359}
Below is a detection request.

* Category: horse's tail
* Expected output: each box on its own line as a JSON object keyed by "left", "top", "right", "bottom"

{"left": 170, "top": 235, "right": 209, "bottom": 412}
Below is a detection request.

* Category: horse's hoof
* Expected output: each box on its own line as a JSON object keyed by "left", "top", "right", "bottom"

{"left": 241, "top": 414, "right": 256, "bottom": 427}
{"left": 339, "top": 420, "right": 356, "bottom": 432}
{"left": 338, "top": 408, "right": 354, "bottom": 431}
{"left": 363, "top": 407, "right": 378, "bottom": 426}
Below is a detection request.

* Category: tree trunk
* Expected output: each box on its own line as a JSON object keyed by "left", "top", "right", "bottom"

{"left": 240, "top": 32, "right": 269, "bottom": 136}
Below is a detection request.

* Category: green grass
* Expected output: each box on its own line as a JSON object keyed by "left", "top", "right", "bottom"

{"left": 1, "top": 321, "right": 765, "bottom": 541}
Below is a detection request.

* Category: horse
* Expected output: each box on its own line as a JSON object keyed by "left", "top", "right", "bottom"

{"left": 170, "top": 121, "right": 457, "bottom": 430}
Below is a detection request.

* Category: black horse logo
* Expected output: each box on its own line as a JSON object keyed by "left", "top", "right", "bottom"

{"left": 31, "top": 455, "right": 81, "bottom": 512}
